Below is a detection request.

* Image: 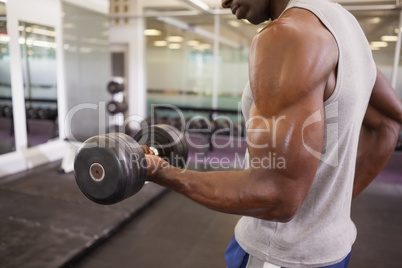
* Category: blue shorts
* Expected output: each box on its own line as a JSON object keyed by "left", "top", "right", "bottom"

{"left": 225, "top": 236, "right": 352, "bottom": 268}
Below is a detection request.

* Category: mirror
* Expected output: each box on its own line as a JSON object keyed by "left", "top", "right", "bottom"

{"left": 19, "top": 21, "right": 58, "bottom": 147}
{"left": 0, "top": 3, "right": 15, "bottom": 154}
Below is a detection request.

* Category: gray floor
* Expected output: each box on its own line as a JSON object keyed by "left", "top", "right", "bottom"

{"left": 72, "top": 181, "right": 402, "bottom": 268}
{"left": 0, "top": 161, "right": 166, "bottom": 268}
{"left": 73, "top": 191, "right": 239, "bottom": 268}
{"left": 0, "top": 152, "right": 400, "bottom": 268}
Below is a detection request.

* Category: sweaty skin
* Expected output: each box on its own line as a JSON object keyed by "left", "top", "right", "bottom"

{"left": 145, "top": 0, "right": 402, "bottom": 220}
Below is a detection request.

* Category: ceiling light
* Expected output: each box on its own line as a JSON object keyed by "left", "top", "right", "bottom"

{"left": 381, "top": 36, "right": 398, "bottom": 42}
{"left": 64, "top": 23, "right": 76, "bottom": 29}
{"left": 80, "top": 47, "right": 93, "bottom": 53}
{"left": 187, "top": 40, "right": 200, "bottom": 46}
{"left": 188, "top": 0, "right": 210, "bottom": 11}
{"left": 197, "top": 43, "right": 211, "bottom": 50}
{"left": 0, "top": 34, "right": 10, "bottom": 43}
{"left": 167, "top": 36, "right": 183, "bottom": 42}
{"left": 168, "top": 43, "right": 181, "bottom": 49}
{"left": 370, "top": 46, "right": 380, "bottom": 51}
{"left": 144, "top": 29, "right": 162, "bottom": 36}
{"left": 33, "top": 40, "right": 57, "bottom": 48}
{"left": 370, "top": 17, "right": 381, "bottom": 24}
{"left": 370, "top": 41, "right": 388, "bottom": 48}
{"left": 154, "top": 40, "right": 168, "bottom": 47}
{"left": 32, "top": 28, "right": 56, "bottom": 37}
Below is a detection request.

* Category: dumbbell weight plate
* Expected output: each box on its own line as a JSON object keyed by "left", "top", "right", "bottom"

{"left": 74, "top": 133, "right": 147, "bottom": 205}
{"left": 107, "top": 81, "right": 124, "bottom": 94}
{"left": 134, "top": 124, "right": 188, "bottom": 169}
{"left": 107, "top": 101, "right": 128, "bottom": 115}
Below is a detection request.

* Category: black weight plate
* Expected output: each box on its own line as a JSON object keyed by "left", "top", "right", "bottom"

{"left": 107, "top": 101, "right": 128, "bottom": 115}
{"left": 134, "top": 124, "right": 188, "bottom": 168}
{"left": 107, "top": 81, "right": 124, "bottom": 94}
{"left": 156, "top": 124, "right": 188, "bottom": 168}
{"left": 74, "top": 133, "right": 146, "bottom": 205}
{"left": 115, "top": 132, "right": 147, "bottom": 198}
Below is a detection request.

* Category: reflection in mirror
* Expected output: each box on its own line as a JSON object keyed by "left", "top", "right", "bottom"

{"left": 19, "top": 21, "right": 58, "bottom": 147}
{"left": 0, "top": 3, "right": 16, "bottom": 154}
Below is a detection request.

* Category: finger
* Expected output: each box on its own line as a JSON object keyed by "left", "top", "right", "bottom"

{"left": 141, "top": 145, "right": 154, "bottom": 155}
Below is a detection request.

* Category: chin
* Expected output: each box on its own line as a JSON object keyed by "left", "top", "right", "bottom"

{"left": 247, "top": 15, "right": 269, "bottom": 25}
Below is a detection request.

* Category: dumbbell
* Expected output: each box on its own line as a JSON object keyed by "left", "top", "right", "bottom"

{"left": 3, "top": 106, "right": 13, "bottom": 118}
{"left": 107, "top": 100, "right": 128, "bottom": 115}
{"left": 27, "top": 107, "right": 39, "bottom": 119}
{"left": 214, "top": 119, "right": 231, "bottom": 136}
{"left": 38, "top": 108, "right": 52, "bottom": 120}
{"left": 37, "top": 108, "right": 57, "bottom": 121}
{"left": 107, "top": 81, "right": 124, "bottom": 94}
{"left": 74, "top": 124, "right": 188, "bottom": 205}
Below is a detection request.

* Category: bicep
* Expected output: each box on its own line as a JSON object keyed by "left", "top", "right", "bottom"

{"left": 246, "top": 94, "right": 325, "bottom": 205}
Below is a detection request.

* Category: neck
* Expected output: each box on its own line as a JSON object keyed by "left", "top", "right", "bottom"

{"left": 271, "top": 0, "right": 291, "bottom": 20}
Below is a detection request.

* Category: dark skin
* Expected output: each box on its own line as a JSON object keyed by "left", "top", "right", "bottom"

{"left": 145, "top": 0, "right": 402, "bottom": 221}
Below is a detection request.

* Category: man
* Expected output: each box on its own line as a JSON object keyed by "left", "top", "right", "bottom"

{"left": 144, "top": 0, "right": 402, "bottom": 267}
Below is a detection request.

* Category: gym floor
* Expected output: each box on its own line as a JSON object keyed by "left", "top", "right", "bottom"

{"left": 0, "top": 151, "right": 401, "bottom": 268}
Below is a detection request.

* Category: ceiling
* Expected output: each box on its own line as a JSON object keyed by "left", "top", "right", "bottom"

{"left": 138, "top": 0, "right": 402, "bottom": 59}
{"left": 1, "top": 1, "right": 400, "bottom": 59}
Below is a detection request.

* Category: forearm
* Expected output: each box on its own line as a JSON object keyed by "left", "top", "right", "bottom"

{"left": 147, "top": 167, "right": 291, "bottom": 222}
{"left": 353, "top": 121, "right": 400, "bottom": 199}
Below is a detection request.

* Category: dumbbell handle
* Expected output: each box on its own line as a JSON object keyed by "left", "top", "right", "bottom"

{"left": 89, "top": 163, "right": 106, "bottom": 182}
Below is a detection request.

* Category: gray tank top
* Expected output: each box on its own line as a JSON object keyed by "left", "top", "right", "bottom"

{"left": 235, "top": 0, "right": 377, "bottom": 267}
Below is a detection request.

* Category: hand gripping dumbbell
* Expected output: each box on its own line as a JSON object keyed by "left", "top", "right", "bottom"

{"left": 74, "top": 124, "right": 188, "bottom": 205}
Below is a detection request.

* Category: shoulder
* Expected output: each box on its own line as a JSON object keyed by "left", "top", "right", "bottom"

{"left": 248, "top": 8, "right": 338, "bottom": 106}
{"left": 253, "top": 8, "right": 337, "bottom": 55}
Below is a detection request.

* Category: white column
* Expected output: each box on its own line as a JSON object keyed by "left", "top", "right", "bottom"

{"left": 212, "top": 14, "right": 220, "bottom": 109}
{"left": 7, "top": 1, "right": 28, "bottom": 150}
{"left": 109, "top": 0, "right": 147, "bottom": 130}
{"left": 128, "top": 14, "right": 147, "bottom": 122}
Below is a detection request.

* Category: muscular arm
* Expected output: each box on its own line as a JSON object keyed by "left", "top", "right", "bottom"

{"left": 352, "top": 68, "right": 402, "bottom": 199}
{"left": 147, "top": 10, "right": 338, "bottom": 222}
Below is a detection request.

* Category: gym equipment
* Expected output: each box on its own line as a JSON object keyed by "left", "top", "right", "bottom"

{"left": 134, "top": 124, "right": 188, "bottom": 168}
{"left": 214, "top": 119, "right": 231, "bottom": 136}
{"left": 107, "top": 101, "right": 128, "bottom": 115}
{"left": 27, "top": 107, "right": 58, "bottom": 120}
{"left": 27, "top": 108, "right": 39, "bottom": 119}
{"left": 37, "top": 108, "right": 51, "bottom": 120}
{"left": 187, "top": 118, "right": 208, "bottom": 130}
{"left": 3, "top": 106, "right": 13, "bottom": 118}
{"left": 107, "top": 81, "right": 124, "bottom": 94}
{"left": 74, "top": 124, "right": 188, "bottom": 205}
